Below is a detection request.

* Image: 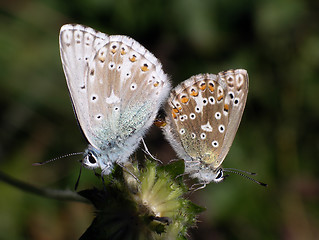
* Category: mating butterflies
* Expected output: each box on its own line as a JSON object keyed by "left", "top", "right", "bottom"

{"left": 163, "top": 70, "right": 249, "bottom": 184}
{"left": 59, "top": 24, "right": 170, "bottom": 175}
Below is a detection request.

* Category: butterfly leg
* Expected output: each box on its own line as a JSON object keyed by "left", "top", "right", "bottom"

{"left": 74, "top": 164, "right": 83, "bottom": 191}
{"left": 168, "top": 158, "right": 183, "bottom": 164}
{"left": 141, "top": 138, "right": 163, "bottom": 164}
{"left": 175, "top": 171, "right": 189, "bottom": 180}
{"left": 189, "top": 183, "right": 207, "bottom": 192}
{"left": 116, "top": 161, "right": 141, "bottom": 184}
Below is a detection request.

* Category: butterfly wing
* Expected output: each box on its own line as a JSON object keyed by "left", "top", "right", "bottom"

{"left": 85, "top": 35, "right": 170, "bottom": 158}
{"left": 216, "top": 69, "right": 249, "bottom": 167}
{"left": 59, "top": 24, "right": 110, "bottom": 149}
{"left": 60, "top": 24, "right": 170, "bottom": 164}
{"left": 164, "top": 69, "right": 248, "bottom": 170}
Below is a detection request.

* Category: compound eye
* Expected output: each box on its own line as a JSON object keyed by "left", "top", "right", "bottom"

{"left": 88, "top": 153, "right": 96, "bottom": 164}
{"left": 214, "top": 168, "right": 224, "bottom": 182}
{"left": 83, "top": 152, "right": 99, "bottom": 169}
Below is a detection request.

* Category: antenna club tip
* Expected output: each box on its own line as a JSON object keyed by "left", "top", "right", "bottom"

{"left": 32, "top": 163, "right": 42, "bottom": 166}
{"left": 260, "top": 182, "right": 268, "bottom": 187}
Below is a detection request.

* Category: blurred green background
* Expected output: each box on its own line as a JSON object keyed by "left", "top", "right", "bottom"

{"left": 1, "top": 0, "right": 318, "bottom": 239}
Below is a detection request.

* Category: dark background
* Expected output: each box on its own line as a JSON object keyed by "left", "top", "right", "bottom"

{"left": 1, "top": 0, "right": 318, "bottom": 239}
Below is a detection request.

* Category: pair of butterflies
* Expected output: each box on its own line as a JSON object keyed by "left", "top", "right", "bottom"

{"left": 59, "top": 24, "right": 249, "bottom": 185}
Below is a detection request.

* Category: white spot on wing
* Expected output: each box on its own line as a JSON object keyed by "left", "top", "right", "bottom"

{"left": 201, "top": 121, "right": 213, "bottom": 132}
{"left": 105, "top": 90, "right": 120, "bottom": 104}
{"left": 180, "top": 129, "right": 185, "bottom": 135}
{"left": 212, "top": 140, "right": 219, "bottom": 147}
{"left": 193, "top": 91, "right": 204, "bottom": 113}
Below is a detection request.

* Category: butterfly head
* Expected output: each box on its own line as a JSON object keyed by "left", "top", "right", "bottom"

{"left": 83, "top": 146, "right": 113, "bottom": 175}
{"left": 185, "top": 159, "right": 225, "bottom": 184}
{"left": 83, "top": 149, "right": 100, "bottom": 169}
{"left": 200, "top": 168, "right": 225, "bottom": 184}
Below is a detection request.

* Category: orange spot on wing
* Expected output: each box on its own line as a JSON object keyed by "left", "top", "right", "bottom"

{"left": 224, "top": 104, "right": 229, "bottom": 112}
{"left": 129, "top": 56, "right": 137, "bottom": 62}
{"left": 191, "top": 89, "right": 199, "bottom": 97}
{"left": 141, "top": 65, "right": 149, "bottom": 72}
{"left": 98, "top": 56, "right": 105, "bottom": 63}
{"left": 120, "top": 49, "right": 126, "bottom": 55}
{"left": 217, "top": 95, "right": 224, "bottom": 101}
{"left": 172, "top": 110, "right": 177, "bottom": 119}
{"left": 208, "top": 85, "right": 214, "bottom": 92}
{"left": 111, "top": 49, "right": 116, "bottom": 54}
{"left": 173, "top": 108, "right": 179, "bottom": 113}
{"left": 153, "top": 81, "right": 159, "bottom": 87}
{"left": 199, "top": 83, "right": 206, "bottom": 91}
{"left": 181, "top": 96, "right": 189, "bottom": 103}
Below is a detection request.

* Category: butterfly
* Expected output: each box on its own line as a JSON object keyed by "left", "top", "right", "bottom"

{"left": 162, "top": 69, "right": 249, "bottom": 185}
{"left": 59, "top": 24, "right": 170, "bottom": 175}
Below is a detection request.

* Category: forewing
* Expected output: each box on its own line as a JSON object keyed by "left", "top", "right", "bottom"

{"left": 85, "top": 35, "right": 170, "bottom": 148}
{"left": 164, "top": 69, "right": 248, "bottom": 169}
{"left": 216, "top": 69, "right": 249, "bottom": 165}
{"left": 59, "top": 24, "right": 109, "bottom": 148}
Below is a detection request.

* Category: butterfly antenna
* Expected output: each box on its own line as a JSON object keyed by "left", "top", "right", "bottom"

{"left": 32, "top": 152, "right": 84, "bottom": 166}
{"left": 223, "top": 168, "right": 257, "bottom": 176}
{"left": 223, "top": 169, "right": 267, "bottom": 187}
{"left": 74, "top": 164, "right": 83, "bottom": 191}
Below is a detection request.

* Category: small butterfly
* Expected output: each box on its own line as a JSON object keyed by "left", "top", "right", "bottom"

{"left": 163, "top": 69, "right": 249, "bottom": 185}
{"left": 59, "top": 24, "right": 170, "bottom": 175}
